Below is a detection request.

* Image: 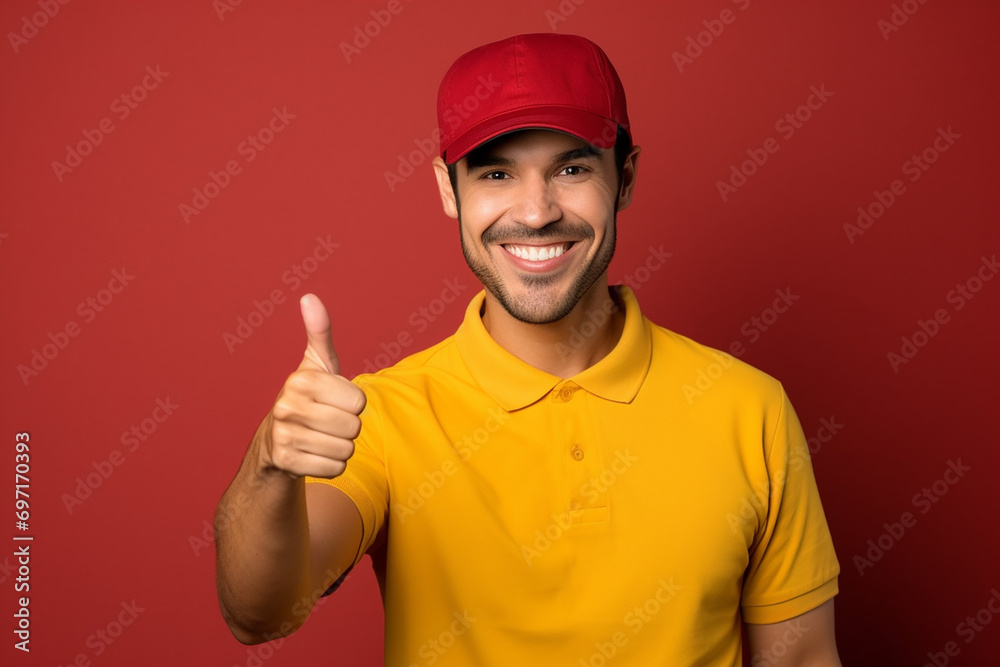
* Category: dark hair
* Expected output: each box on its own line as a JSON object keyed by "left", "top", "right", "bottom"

{"left": 446, "top": 126, "right": 633, "bottom": 216}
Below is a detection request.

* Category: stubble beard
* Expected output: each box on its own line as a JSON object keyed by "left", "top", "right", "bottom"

{"left": 459, "top": 218, "right": 617, "bottom": 325}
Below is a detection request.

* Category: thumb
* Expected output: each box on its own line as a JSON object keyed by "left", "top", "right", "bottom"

{"left": 299, "top": 293, "right": 341, "bottom": 375}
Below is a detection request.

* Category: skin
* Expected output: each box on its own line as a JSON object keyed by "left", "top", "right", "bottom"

{"left": 432, "top": 129, "right": 640, "bottom": 378}
{"left": 746, "top": 599, "right": 842, "bottom": 666}
{"left": 215, "top": 296, "right": 365, "bottom": 643}
{"left": 216, "top": 128, "right": 842, "bottom": 665}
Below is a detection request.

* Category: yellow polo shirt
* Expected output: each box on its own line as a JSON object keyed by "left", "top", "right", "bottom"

{"left": 307, "top": 285, "right": 839, "bottom": 665}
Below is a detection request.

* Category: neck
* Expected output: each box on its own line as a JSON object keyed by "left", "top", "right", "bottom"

{"left": 481, "top": 279, "right": 626, "bottom": 379}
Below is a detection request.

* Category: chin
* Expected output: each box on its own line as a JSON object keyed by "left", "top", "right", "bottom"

{"left": 489, "top": 283, "right": 585, "bottom": 325}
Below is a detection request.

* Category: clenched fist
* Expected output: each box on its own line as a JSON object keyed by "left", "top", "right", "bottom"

{"left": 258, "top": 294, "right": 367, "bottom": 479}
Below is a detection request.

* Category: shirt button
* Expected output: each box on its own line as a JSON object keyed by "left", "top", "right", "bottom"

{"left": 570, "top": 445, "right": 584, "bottom": 461}
{"left": 560, "top": 387, "right": 575, "bottom": 401}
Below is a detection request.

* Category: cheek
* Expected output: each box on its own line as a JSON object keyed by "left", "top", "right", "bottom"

{"left": 561, "top": 188, "right": 614, "bottom": 234}
{"left": 462, "top": 192, "right": 507, "bottom": 234}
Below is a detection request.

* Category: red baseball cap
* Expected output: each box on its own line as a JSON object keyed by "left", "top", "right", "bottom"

{"left": 437, "top": 33, "right": 631, "bottom": 163}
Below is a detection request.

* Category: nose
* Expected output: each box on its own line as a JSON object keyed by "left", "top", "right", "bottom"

{"left": 510, "top": 174, "right": 562, "bottom": 229}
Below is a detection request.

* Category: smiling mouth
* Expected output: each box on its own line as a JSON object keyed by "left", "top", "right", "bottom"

{"left": 502, "top": 242, "right": 573, "bottom": 261}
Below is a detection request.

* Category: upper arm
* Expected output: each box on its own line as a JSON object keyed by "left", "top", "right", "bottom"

{"left": 742, "top": 386, "right": 840, "bottom": 623}
{"left": 302, "top": 376, "right": 388, "bottom": 595}
{"left": 304, "top": 482, "right": 364, "bottom": 595}
{"left": 745, "top": 599, "right": 841, "bottom": 667}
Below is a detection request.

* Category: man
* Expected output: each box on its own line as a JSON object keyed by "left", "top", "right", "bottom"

{"left": 215, "top": 33, "right": 842, "bottom": 665}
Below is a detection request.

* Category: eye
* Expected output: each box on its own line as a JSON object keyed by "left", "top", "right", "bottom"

{"left": 560, "top": 165, "right": 588, "bottom": 177}
{"left": 482, "top": 170, "right": 509, "bottom": 180}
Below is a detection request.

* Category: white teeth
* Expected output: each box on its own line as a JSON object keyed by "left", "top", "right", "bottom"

{"left": 505, "top": 244, "right": 567, "bottom": 261}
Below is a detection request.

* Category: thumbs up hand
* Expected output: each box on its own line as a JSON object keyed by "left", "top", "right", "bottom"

{"left": 299, "top": 292, "right": 343, "bottom": 375}
{"left": 258, "top": 294, "right": 367, "bottom": 480}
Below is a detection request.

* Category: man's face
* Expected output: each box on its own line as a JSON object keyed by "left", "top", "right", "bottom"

{"left": 437, "top": 130, "right": 627, "bottom": 324}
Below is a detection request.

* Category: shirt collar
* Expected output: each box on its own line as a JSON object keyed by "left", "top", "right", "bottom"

{"left": 454, "top": 285, "right": 652, "bottom": 411}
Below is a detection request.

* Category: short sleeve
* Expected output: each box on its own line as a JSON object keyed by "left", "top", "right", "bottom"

{"left": 741, "top": 385, "right": 840, "bottom": 624}
{"left": 305, "top": 375, "right": 388, "bottom": 569}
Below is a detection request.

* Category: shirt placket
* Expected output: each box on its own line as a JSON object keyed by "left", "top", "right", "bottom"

{"left": 551, "top": 380, "right": 609, "bottom": 525}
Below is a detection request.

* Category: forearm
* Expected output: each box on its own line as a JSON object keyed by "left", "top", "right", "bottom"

{"left": 215, "top": 294, "right": 367, "bottom": 643}
{"left": 215, "top": 418, "right": 314, "bottom": 643}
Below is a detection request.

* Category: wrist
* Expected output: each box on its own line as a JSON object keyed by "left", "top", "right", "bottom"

{"left": 250, "top": 413, "right": 281, "bottom": 474}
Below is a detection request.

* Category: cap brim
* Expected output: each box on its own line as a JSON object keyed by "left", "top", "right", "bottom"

{"left": 444, "top": 106, "right": 619, "bottom": 163}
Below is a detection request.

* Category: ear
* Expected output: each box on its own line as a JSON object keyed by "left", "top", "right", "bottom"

{"left": 616, "top": 145, "right": 641, "bottom": 212}
{"left": 432, "top": 156, "right": 459, "bottom": 219}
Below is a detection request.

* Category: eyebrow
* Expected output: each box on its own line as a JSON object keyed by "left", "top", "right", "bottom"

{"left": 465, "top": 153, "right": 515, "bottom": 172}
{"left": 464, "top": 143, "right": 603, "bottom": 174}
{"left": 554, "top": 144, "right": 602, "bottom": 162}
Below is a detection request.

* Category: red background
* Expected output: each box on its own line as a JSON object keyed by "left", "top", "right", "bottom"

{"left": 2, "top": 1, "right": 998, "bottom": 665}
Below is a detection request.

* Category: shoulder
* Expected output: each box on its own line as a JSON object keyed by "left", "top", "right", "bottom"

{"left": 645, "top": 320, "right": 786, "bottom": 408}
{"left": 350, "top": 332, "right": 467, "bottom": 397}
